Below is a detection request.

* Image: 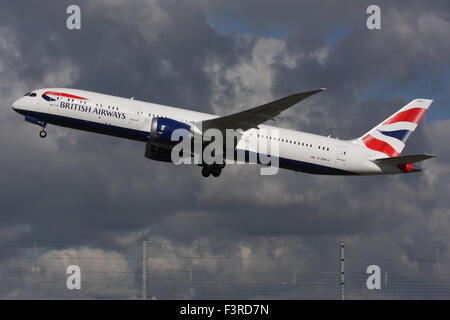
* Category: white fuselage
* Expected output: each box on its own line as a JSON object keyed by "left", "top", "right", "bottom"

{"left": 12, "top": 88, "right": 393, "bottom": 175}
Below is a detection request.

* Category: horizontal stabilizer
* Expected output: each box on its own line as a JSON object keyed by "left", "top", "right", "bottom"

{"left": 372, "top": 154, "right": 435, "bottom": 165}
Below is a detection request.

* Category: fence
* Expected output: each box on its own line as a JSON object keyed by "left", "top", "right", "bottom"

{"left": 0, "top": 241, "right": 449, "bottom": 299}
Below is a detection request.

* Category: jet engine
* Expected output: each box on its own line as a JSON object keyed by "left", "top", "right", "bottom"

{"left": 149, "top": 117, "right": 192, "bottom": 147}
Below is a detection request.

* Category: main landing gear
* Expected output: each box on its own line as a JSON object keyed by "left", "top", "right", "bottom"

{"left": 201, "top": 163, "right": 224, "bottom": 178}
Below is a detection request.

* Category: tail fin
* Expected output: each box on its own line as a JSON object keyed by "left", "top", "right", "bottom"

{"left": 357, "top": 99, "right": 433, "bottom": 157}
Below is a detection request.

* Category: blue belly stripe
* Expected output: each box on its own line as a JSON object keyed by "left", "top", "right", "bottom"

{"left": 235, "top": 149, "right": 356, "bottom": 175}
{"left": 15, "top": 109, "right": 149, "bottom": 141}
{"left": 15, "top": 109, "right": 357, "bottom": 175}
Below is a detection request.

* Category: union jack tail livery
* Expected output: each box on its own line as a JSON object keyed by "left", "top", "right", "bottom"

{"left": 357, "top": 99, "right": 433, "bottom": 158}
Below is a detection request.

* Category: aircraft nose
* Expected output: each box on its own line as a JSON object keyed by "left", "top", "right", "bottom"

{"left": 11, "top": 97, "right": 23, "bottom": 114}
{"left": 12, "top": 99, "right": 18, "bottom": 110}
{"left": 12, "top": 96, "right": 24, "bottom": 110}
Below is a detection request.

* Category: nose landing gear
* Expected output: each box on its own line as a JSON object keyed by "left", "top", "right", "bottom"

{"left": 24, "top": 116, "right": 47, "bottom": 139}
{"left": 39, "top": 129, "right": 47, "bottom": 139}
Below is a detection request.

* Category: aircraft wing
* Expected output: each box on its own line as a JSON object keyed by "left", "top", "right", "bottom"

{"left": 200, "top": 88, "right": 326, "bottom": 132}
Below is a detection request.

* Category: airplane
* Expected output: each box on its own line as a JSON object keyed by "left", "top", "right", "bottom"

{"left": 11, "top": 88, "right": 435, "bottom": 177}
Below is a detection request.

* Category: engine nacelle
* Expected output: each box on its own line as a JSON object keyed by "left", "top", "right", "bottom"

{"left": 149, "top": 117, "right": 191, "bottom": 147}
{"left": 144, "top": 143, "right": 174, "bottom": 163}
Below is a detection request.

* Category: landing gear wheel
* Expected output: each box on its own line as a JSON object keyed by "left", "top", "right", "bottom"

{"left": 201, "top": 166, "right": 211, "bottom": 177}
{"left": 39, "top": 130, "right": 47, "bottom": 139}
{"left": 211, "top": 164, "right": 221, "bottom": 177}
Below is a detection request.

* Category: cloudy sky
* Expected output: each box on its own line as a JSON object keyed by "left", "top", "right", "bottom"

{"left": 0, "top": 0, "right": 449, "bottom": 299}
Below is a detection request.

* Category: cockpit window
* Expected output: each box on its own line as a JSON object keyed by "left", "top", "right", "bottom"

{"left": 29, "top": 93, "right": 37, "bottom": 97}
{"left": 24, "top": 92, "right": 31, "bottom": 96}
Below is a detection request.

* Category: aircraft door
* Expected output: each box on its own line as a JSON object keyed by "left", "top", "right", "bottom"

{"left": 337, "top": 146, "right": 347, "bottom": 162}
{"left": 129, "top": 104, "right": 142, "bottom": 128}
{"left": 48, "top": 92, "right": 60, "bottom": 111}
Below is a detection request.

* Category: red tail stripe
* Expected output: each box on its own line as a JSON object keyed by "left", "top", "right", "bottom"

{"left": 43, "top": 91, "right": 87, "bottom": 100}
{"left": 383, "top": 107, "right": 426, "bottom": 125}
{"left": 362, "top": 134, "right": 400, "bottom": 157}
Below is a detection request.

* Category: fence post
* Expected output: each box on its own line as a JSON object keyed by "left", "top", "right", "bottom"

{"left": 142, "top": 240, "right": 147, "bottom": 300}
{"left": 340, "top": 241, "right": 345, "bottom": 300}
{"left": 435, "top": 245, "right": 440, "bottom": 276}
{"left": 32, "top": 242, "right": 39, "bottom": 273}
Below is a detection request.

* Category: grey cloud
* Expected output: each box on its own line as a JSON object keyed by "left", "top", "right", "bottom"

{"left": 0, "top": 0, "right": 449, "bottom": 298}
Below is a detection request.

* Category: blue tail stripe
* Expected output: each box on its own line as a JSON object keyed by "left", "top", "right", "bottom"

{"left": 378, "top": 129, "right": 411, "bottom": 142}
